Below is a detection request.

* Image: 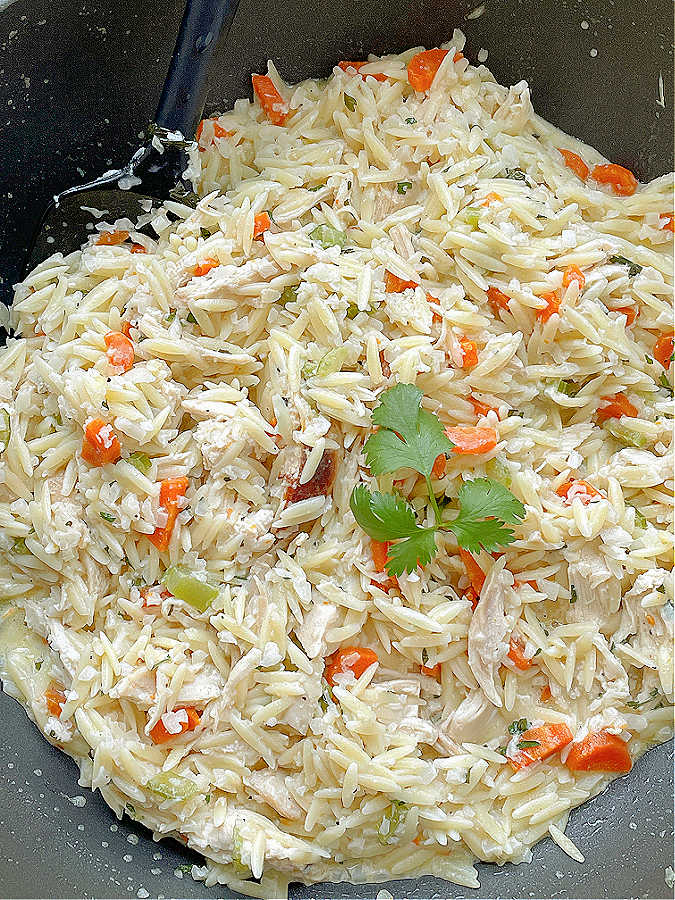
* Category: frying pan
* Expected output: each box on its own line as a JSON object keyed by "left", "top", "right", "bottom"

{"left": 0, "top": 1, "right": 673, "bottom": 897}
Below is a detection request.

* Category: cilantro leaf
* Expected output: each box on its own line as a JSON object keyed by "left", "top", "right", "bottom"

{"left": 385, "top": 528, "right": 438, "bottom": 575}
{"left": 364, "top": 384, "right": 454, "bottom": 478}
{"left": 349, "top": 485, "right": 419, "bottom": 542}
{"left": 442, "top": 478, "right": 525, "bottom": 553}
{"left": 457, "top": 478, "right": 525, "bottom": 524}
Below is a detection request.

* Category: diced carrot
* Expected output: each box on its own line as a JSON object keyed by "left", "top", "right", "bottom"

{"left": 464, "top": 586, "right": 479, "bottom": 610}
{"left": 613, "top": 306, "right": 637, "bottom": 326}
{"left": 97, "top": 230, "right": 129, "bottom": 246}
{"left": 662, "top": 214, "right": 674, "bottom": 233}
{"left": 646, "top": 613, "right": 655, "bottom": 626}
{"left": 562, "top": 265, "right": 585, "bottom": 291}
{"left": 193, "top": 257, "right": 219, "bottom": 277}
{"left": 370, "top": 539, "right": 400, "bottom": 590}
{"left": 444, "top": 425, "right": 497, "bottom": 455}
{"left": 508, "top": 723, "right": 573, "bottom": 771}
{"left": 540, "top": 684, "right": 552, "bottom": 702}
{"left": 486, "top": 286, "right": 510, "bottom": 313}
{"left": 196, "top": 118, "right": 233, "bottom": 144}
{"left": 555, "top": 479, "right": 602, "bottom": 505}
{"left": 324, "top": 647, "right": 378, "bottom": 686}
{"left": 130, "top": 243, "right": 147, "bottom": 254}
{"left": 81, "top": 418, "right": 121, "bottom": 467}
{"left": 337, "top": 60, "right": 387, "bottom": 82}
{"left": 412, "top": 831, "right": 424, "bottom": 845}
{"left": 385, "top": 270, "right": 418, "bottom": 293}
{"left": 149, "top": 707, "right": 200, "bottom": 745}
{"left": 407, "top": 48, "right": 462, "bottom": 91}
{"left": 420, "top": 663, "right": 442, "bottom": 680}
{"left": 459, "top": 336, "right": 478, "bottom": 368}
{"left": 148, "top": 477, "right": 189, "bottom": 552}
{"left": 596, "top": 392, "right": 638, "bottom": 422}
{"left": 468, "top": 396, "right": 498, "bottom": 418}
{"left": 459, "top": 548, "right": 485, "bottom": 595}
{"left": 371, "top": 539, "right": 390, "bottom": 573}
{"left": 558, "top": 149, "right": 589, "bottom": 181}
{"left": 45, "top": 682, "right": 66, "bottom": 717}
{"left": 252, "top": 74, "right": 288, "bottom": 126}
{"left": 591, "top": 163, "right": 638, "bottom": 196}
{"left": 426, "top": 292, "right": 442, "bottom": 325}
{"left": 653, "top": 333, "right": 674, "bottom": 369}
{"left": 253, "top": 211, "right": 271, "bottom": 240}
{"left": 536, "top": 291, "right": 561, "bottom": 323}
{"left": 481, "top": 191, "right": 502, "bottom": 206}
{"left": 120, "top": 321, "right": 133, "bottom": 338}
{"left": 507, "top": 635, "right": 533, "bottom": 671}
{"left": 139, "top": 587, "right": 171, "bottom": 609}
{"left": 565, "top": 731, "right": 632, "bottom": 773}
{"left": 104, "top": 331, "right": 134, "bottom": 373}
{"left": 431, "top": 453, "right": 446, "bottom": 479}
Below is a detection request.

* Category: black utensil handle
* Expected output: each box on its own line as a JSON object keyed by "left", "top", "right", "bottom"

{"left": 154, "top": 0, "right": 241, "bottom": 136}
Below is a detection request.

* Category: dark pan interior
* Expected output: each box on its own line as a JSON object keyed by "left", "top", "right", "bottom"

{"left": 0, "top": 0, "right": 673, "bottom": 897}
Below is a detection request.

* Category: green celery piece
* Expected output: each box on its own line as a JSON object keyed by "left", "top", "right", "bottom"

{"left": 377, "top": 800, "right": 408, "bottom": 845}
{"left": 310, "top": 224, "right": 347, "bottom": 250}
{"left": 604, "top": 422, "right": 648, "bottom": 448}
{"left": 162, "top": 565, "right": 218, "bottom": 612}
{"left": 0, "top": 409, "right": 10, "bottom": 453}
{"left": 485, "top": 455, "right": 512, "bottom": 488}
{"left": 12, "top": 537, "right": 28, "bottom": 554}
{"left": 629, "top": 505, "right": 647, "bottom": 530}
{"left": 128, "top": 451, "right": 151, "bottom": 475}
{"left": 146, "top": 770, "right": 198, "bottom": 800}
{"left": 316, "top": 347, "right": 348, "bottom": 376}
{"left": 463, "top": 207, "right": 481, "bottom": 229}
{"left": 344, "top": 94, "right": 356, "bottom": 112}
{"left": 231, "top": 826, "right": 250, "bottom": 876}
{"left": 280, "top": 285, "right": 299, "bottom": 306}
{"left": 556, "top": 380, "right": 580, "bottom": 396}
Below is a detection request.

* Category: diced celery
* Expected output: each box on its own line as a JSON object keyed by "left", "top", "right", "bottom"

{"left": 485, "top": 455, "right": 512, "bottom": 488}
{"left": 463, "top": 207, "right": 481, "bottom": 229}
{"left": 310, "top": 224, "right": 347, "bottom": 250}
{"left": 316, "top": 347, "right": 348, "bottom": 376}
{"left": 128, "top": 451, "right": 151, "bottom": 475}
{"left": 0, "top": 409, "right": 10, "bottom": 454}
{"left": 162, "top": 565, "right": 219, "bottom": 612}
{"left": 12, "top": 537, "right": 28, "bottom": 554}
{"left": 377, "top": 800, "right": 408, "bottom": 845}
{"left": 280, "top": 285, "right": 298, "bottom": 306}
{"left": 629, "top": 505, "right": 647, "bottom": 530}
{"left": 301, "top": 360, "right": 319, "bottom": 379}
{"left": 346, "top": 303, "right": 360, "bottom": 319}
{"left": 604, "top": 422, "right": 648, "bottom": 448}
{"left": 231, "top": 826, "right": 250, "bottom": 876}
{"left": 344, "top": 94, "right": 356, "bottom": 112}
{"left": 146, "top": 770, "right": 198, "bottom": 801}
{"left": 556, "top": 380, "right": 579, "bottom": 396}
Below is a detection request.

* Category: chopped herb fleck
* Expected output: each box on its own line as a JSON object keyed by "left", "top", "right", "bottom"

{"left": 165, "top": 310, "right": 176, "bottom": 324}
{"left": 609, "top": 255, "right": 642, "bottom": 277}
{"left": 517, "top": 739, "right": 541, "bottom": 749}
{"left": 508, "top": 717, "right": 529, "bottom": 735}
{"left": 200, "top": 228, "right": 212, "bottom": 239}
{"left": 658, "top": 372, "right": 673, "bottom": 396}
{"left": 185, "top": 311, "right": 198, "bottom": 324}
{"left": 307, "top": 184, "right": 324, "bottom": 192}
{"left": 280, "top": 285, "right": 299, "bottom": 306}
{"left": 12, "top": 537, "right": 28, "bottom": 554}
{"left": 504, "top": 167, "right": 527, "bottom": 181}
{"left": 344, "top": 94, "right": 357, "bottom": 112}
{"left": 397, "top": 181, "right": 413, "bottom": 195}
{"left": 570, "top": 585, "right": 577, "bottom": 604}
{"left": 125, "top": 802, "right": 136, "bottom": 816}
{"left": 99, "top": 511, "right": 116, "bottom": 523}
{"left": 377, "top": 800, "right": 408, "bottom": 845}
{"left": 34, "top": 659, "right": 43, "bottom": 671}
{"left": 405, "top": 117, "right": 417, "bottom": 124}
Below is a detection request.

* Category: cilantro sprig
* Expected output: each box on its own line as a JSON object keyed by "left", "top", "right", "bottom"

{"left": 350, "top": 384, "right": 525, "bottom": 576}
